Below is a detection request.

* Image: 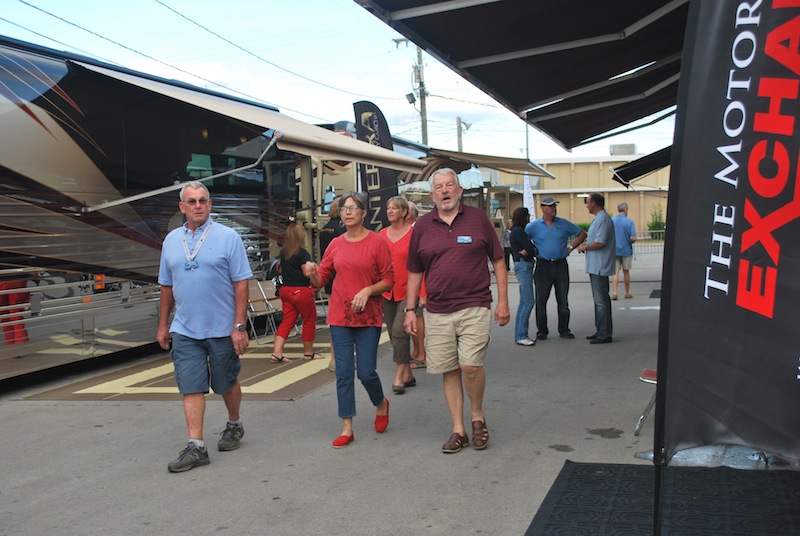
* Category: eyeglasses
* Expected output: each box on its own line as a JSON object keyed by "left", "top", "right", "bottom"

{"left": 433, "top": 181, "right": 457, "bottom": 193}
{"left": 183, "top": 198, "right": 209, "bottom": 205}
{"left": 339, "top": 205, "right": 361, "bottom": 213}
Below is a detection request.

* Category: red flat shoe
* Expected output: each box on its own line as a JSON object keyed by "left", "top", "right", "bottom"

{"left": 332, "top": 433, "right": 354, "bottom": 448}
{"left": 374, "top": 398, "right": 390, "bottom": 433}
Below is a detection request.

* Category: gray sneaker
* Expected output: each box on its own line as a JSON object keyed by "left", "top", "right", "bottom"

{"left": 167, "top": 443, "right": 209, "bottom": 473}
{"left": 218, "top": 423, "right": 244, "bottom": 451}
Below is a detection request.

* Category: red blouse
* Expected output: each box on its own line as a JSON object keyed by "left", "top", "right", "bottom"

{"left": 317, "top": 231, "right": 394, "bottom": 327}
{"left": 379, "top": 226, "right": 426, "bottom": 302}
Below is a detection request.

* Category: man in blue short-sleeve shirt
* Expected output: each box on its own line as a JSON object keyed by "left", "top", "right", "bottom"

{"left": 158, "top": 181, "right": 253, "bottom": 473}
{"left": 611, "top": 202, "right": 637, "bottom": 300}
{"left": 525, "top": 197, "right": 586, "bottom": 340}
{"left": 577, "top": 193, "right": 616, "bottom": 344}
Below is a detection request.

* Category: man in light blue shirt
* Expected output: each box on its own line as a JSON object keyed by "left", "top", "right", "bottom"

{"left": 578, "top": 193, "right": 616, "bottom": 344}
{"left": 611, "top": 203, "right": 637, "bottom": 300}
{"left": 158, "top": 181, "right": 253, "bottom": 472}
{"left": 525, "top": 196, "right": 587, "bottom": 340}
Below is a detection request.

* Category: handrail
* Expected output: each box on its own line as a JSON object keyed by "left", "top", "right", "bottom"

{"left": 77, "top": 132, "right": 281, "bottom": 213}
{"left": 0, "top": 283, "right": 159, "bottom": 325}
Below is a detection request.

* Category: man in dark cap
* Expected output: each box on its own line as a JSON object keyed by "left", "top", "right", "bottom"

{"left": 524, "top": 196, "right": 587, "bottom": 340}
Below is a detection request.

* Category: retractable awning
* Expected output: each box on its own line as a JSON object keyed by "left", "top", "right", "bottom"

{"left": 428, "top": 148, "right": 555, "bottom": 179}
{"left": 358, "top": 0, "right": 688, "bottom": 151}
{"left": 76, "top": 62, "right": 425, "bottom": 174}
{"left": 610, "top": 146, "right": 672, "bottom": 187}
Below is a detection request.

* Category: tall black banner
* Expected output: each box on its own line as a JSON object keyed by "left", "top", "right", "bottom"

{"left": 659, "top": 1, "right": 800, "bottom": 463}
{"left": 353, "top": 101, "right": 398, "bottom": 230}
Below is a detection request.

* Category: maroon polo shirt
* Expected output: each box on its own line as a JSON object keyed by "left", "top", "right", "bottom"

{"left": 407, "top": 204, "right": 503, "bottom": 314}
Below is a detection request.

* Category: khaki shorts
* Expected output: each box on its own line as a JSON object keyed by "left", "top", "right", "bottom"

{"left": 616, "top": 256, "right": 633, "bottom": 271}
{"left": 423, "top": 306, "right": 491, "bottom": 373}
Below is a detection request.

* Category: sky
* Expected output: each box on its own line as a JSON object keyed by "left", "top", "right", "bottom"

{"left": 0, "top": 0, "right": 675, "bottom": 161}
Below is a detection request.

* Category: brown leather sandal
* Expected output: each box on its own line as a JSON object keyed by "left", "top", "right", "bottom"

{"left": 441, "top": 433, "right": 469, "bottom": 453}
{"left": 471, "top": 420, "right": 489, "bottom": 450}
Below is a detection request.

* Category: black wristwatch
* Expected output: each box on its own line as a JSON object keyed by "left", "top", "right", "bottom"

{"left": 403, "top": 307, "right": 416, "bottom": 313}
{"left": 234, "top": 323, "right": 247, "bottom": 332}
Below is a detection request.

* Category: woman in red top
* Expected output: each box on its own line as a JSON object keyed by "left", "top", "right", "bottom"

{"left": 304, "top": 192, "right": 393, "bottom": 448}
{"left": 380, "top": 196, "right": 426, "bottom": 394}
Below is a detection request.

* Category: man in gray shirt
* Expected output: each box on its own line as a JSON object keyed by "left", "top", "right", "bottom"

{"left": 577, "top": 193, "right": 615, "bottom": 344}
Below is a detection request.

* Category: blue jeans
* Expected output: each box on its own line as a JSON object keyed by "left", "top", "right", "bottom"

{"left": 589, "top": 274, "right": 613, "bottom": 339}
{"left": 513, "top": 261, "right": 535, "bottom": 341}
{"left": 330, "top": 326, "right": 385, "bottom": 419}
{"left": 534, "top": 260, "right": 571, "bottom": 336}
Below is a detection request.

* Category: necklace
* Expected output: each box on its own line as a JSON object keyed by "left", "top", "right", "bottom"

{"left": 182, "top": 221, "right": 212, "bottom": 270}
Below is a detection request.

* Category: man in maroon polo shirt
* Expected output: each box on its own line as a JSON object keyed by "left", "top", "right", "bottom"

{"left": 404, "top": 168, "right": 510, "bottom": 453}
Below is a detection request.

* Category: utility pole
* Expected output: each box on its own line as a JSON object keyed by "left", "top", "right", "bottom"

{"left": 457, "top": 116, "right": 471, "bottom": 152}
{"left": 395, "top": 38, "right": 428, "bottom": 145}
{"left": 416, "top": 46, "right": 428, "bottom": 145}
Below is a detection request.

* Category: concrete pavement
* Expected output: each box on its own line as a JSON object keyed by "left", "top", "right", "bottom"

{"left": 0, "top": 252, "right": 664, "bottom": 536}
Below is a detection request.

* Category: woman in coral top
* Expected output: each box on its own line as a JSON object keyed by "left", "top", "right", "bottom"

{"left": 304, "top": 191, "right": 393, "bottom": 448}
{"left": 380, "top": 196, "right": 426, "bottom": 394}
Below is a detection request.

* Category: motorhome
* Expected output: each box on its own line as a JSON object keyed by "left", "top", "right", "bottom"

{"left": 0, "top": 36, "right": 422, "bottom": 378}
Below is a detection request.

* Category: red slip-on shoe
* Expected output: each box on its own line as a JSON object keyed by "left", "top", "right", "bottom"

{"left": 374, "top": 398, "right": 390, "bottom": 433}
{"left": 332, "top": 433, "right": 354, "bottom": 448}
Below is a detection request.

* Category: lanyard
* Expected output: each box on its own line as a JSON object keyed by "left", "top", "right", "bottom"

{"left": 182, "top": 221, "right": 212, "bottom": 270}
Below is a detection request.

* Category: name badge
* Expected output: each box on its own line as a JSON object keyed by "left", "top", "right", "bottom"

{"left": 457, "top": 235, "right": 473, "bottom": 244}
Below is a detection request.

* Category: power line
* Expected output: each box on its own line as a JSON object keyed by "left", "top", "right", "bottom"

{"left": 428, "top": 93, "right": 502, "bottom": 108}
{"left": 11, "top": 0, "right": 333, "bottom": 121}
{"left": 0, "top": 15, "right": 116, "bottom": 63}
{"left": 153, "top": 0, "right": 401, "bottom": 101}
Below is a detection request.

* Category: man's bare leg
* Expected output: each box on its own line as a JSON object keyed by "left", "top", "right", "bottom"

{"left": 442, "top": 369, "right": 465, "bottom": 435}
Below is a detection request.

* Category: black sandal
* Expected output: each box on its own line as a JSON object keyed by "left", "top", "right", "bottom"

{"left": 303, "top": 353, "right": 325, "bottom": 361}
{"left": 271, "top": 354, "right": 290, "bottom": 363}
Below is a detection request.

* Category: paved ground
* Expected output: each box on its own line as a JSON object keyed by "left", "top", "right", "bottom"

{"left": 0, "top": 252, "right": 664, "bottom": 536}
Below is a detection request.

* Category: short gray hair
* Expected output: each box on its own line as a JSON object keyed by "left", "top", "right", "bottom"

{"left": 339, "top": 191, "right": 367, "bottom": 210}
{"left": 429, "top": 168, "right": 459, "bottom": 188}
{"left": 180, "top": 181, "right": 210, "bottom": 202}
{"left": 617, "top": 202, "right": 628, "bottom": 213}
{"left": 408, "top": 201, "right": 419, "bottom": 219}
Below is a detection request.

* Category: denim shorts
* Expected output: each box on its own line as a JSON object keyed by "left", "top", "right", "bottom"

{"left": 170, "top": 333, "right": 241, "bottom": 395}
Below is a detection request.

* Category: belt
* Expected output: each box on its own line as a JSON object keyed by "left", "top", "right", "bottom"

{"left": 536, "top": 257, "right": 567, "bottom": 263}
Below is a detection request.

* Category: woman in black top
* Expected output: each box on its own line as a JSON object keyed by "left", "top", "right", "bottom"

{"left": 509, "top": 207, "right": 538, "bottom": 346}
{"left": 318, "top": 197, "right": 345, "bottom": 295}
{"left": 271, "top": 223, "right": 323, "bottom": 362}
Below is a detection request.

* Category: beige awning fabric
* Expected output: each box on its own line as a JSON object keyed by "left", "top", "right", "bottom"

{"left": 399, "top": 148, "right": 556, "bottom": 182}
{"left": 75, "top": 63, "right": 425, "bottom": 174}
{"left": 428, "top": 148, "right": 555, "bottom": 179}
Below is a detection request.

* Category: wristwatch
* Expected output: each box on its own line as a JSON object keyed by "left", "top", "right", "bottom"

{"left": 234, "top": 323, "right": 247, "bottom": 332}
{"left": 403, "top": 307, "right": 416, "bottom": 313}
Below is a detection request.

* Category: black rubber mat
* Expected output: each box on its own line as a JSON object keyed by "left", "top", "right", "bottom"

{"left": 526, "top": 460, "right": 800, "bottom": 535}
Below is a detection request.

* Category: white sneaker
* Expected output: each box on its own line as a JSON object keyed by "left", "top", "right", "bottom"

{"left": 515, "top": 338, "right": 536, "bottom": 346}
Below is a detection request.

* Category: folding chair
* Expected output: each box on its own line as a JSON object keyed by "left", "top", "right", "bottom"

{"left": 246, "top": 279, "right": 278, "bottom": 344}
{"left": 633, "top": 368, "right": 657, "bottom": 436}
{"left": 260, "top": 279, "right": 299, "bottom": 338}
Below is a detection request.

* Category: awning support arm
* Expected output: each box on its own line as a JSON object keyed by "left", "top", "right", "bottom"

{"left": 79, "top": 131, "right": 282, "bottom": 213}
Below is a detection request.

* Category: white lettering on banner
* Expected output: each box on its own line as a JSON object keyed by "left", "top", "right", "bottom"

{"left": 704, "top": 205, "right": 736, "bottom": 297}
{"left": 715, "top": 141, "right": 743, "bottom": 187}
{"left": 735, "top": 1, "right": 762, "bottom": 28}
